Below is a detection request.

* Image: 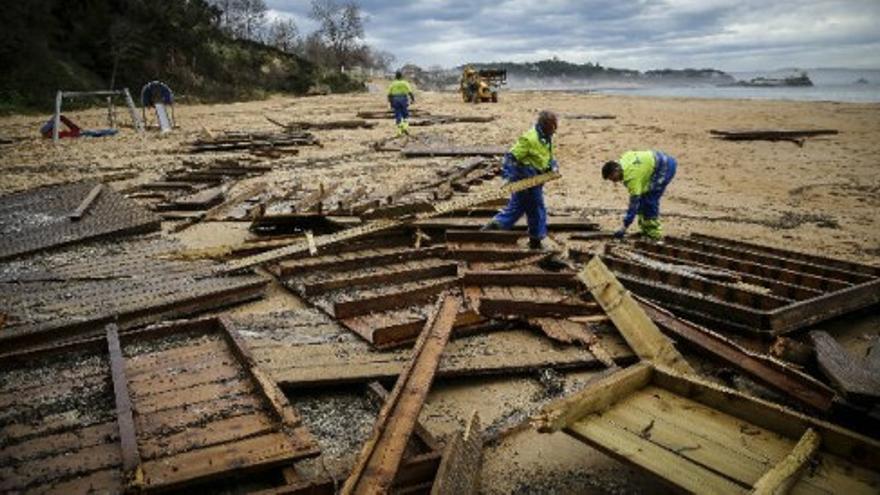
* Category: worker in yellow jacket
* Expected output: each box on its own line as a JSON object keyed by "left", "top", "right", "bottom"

{"left": 602, "top": 150, "right": 678, "bottom": 240}
{"left": 482, "top": 111, "right": 559, "bottom": 249}
{"left": 387, "top": 71, "right": 415, "bottom": 136}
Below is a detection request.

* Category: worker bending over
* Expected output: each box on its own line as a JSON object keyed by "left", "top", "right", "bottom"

{"left": 483, "top": 110, "right": 559, "bottom": 249}
{"left": 602, "top": 150, "right": 678, "bottom": 241}
{"left": 387, "top": 71, "right": 415, "bottom": 136}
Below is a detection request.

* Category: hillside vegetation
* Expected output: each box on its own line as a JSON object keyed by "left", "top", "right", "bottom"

{"left": 0, "top": 1, "right": 363, "bottom": 113}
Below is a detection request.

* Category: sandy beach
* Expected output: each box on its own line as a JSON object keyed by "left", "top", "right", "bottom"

{"left": 1, "top": 89, "right": 879, "bottom": 493}
{"left": 2, "top": 90, "right": 878, "bottom": 262}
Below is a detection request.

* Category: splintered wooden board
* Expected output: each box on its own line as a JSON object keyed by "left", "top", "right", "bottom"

{"left": 233, "top": 310, "right": 633, "bottom": 388}
{"left": 557, "top": 366, "right": 880, "bottom": 495}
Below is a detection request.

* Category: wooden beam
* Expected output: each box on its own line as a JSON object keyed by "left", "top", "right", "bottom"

{"left": 105, "top": 323, "right": 143, "bottom": 488}
{"left": 462, "top": 270, "right": 579, "bottom": 288}
{"left": 810, "top": 330, "right": 880, "bottom": 402}
{"left": 578, "top": 256, "right": 694, "bottom": 374}
{"left": 218, "top": 318, "right": 306, "bottom": 432}
{"left": 533, "top": 362, "right": 653, "bottom": 432}
{"left": 341, "top": 294, "right": 460, "bottom": 495}
{"left": 751, "top": 428, "right": 821, "bottom": 495}
{"left": 68, "top": 184, "right": 103, "bottom": 221}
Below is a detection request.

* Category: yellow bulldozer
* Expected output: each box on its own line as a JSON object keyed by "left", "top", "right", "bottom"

{"left": 460, "top": 66, "right": 507, "bottom": 103}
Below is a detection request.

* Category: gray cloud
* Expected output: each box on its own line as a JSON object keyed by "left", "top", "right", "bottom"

{"left": 267, "top": 0, "right": 880, "bottom": 70}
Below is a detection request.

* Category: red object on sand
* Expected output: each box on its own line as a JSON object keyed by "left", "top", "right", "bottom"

{"left": 41, "top": 115, "right": 81, "bottom": 138}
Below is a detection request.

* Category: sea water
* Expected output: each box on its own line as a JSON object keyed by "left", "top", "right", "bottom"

{"left": 512, "top": 69, "right": 880, "bottom": 103}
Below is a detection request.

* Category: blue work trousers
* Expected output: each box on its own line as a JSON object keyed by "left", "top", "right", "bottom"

{"left": 491, "top": 154, "right": 547, "bottom": 240}
{"left": 640, "top": 156, "right": 677, "bottom": 219}
{"left": 389, "top": 95, "right": 409, "bottom": 124}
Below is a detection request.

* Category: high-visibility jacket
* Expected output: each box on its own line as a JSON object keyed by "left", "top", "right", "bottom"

{"left": 510, "top": 126, "right": 554, "bottom": 172}
{"left": 619, "top": 150, "right": 676, "bottom": 227}
{"left": 387, "top": 79, "right": 413, "bottom": 96}
{"left": 620, "top": 150, "right": 657, "bottom": 196}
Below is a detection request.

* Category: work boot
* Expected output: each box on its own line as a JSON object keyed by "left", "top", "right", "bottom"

{"left": 529, "top": 237, "right": 543, "bottom": 250}
{"left": 401, "top": 120, "right": 410, "bottom": 135}
{"left": 480, "top": 220, "right": 501, "bottom": 231}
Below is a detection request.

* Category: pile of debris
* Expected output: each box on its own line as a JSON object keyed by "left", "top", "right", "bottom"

{"left": 1, "top": 153, "right": 878, "bottom": 494}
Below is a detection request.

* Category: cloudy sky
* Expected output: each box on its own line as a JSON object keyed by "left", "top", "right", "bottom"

{"left": 266, "top": 0, "right": 880, "bottom": 71}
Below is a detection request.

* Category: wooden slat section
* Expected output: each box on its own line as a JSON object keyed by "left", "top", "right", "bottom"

{"left": 106, "top": 324, "right": 141, "bottom": 483}
{"left": 752, "top": 428, "right": 821, "bottom": 494}
{"left": 140, "top": 432, "right": 300, "bottom": 491}
{"left": 342, "top": 295, "right": 460, "bottom": 494}
{"left": 139, "top": 413, "right": 276, "bottom": 460}
{"left": 579, "top": 256, "right": 694, "bottom": 374}
{"left": 568, "top": 415, "right": 749, "bottom": 494}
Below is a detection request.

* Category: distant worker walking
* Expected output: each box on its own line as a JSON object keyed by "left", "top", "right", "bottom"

{"left": 482, "top": 111, "right": 559, "bottom": 249}
{"left": 602, "top": 150, "right": 678, "bottom": 240}
{"left": 387, "top": 71, "right": 415, "bottom": 136}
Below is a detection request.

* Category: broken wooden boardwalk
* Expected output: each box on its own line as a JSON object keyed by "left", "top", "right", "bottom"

{"left": 535, "top": 362, "right": 880, "bottom": 494}
{"left": 0, "top": 181, "right": 160, "bottom": 260}
{"left": 0, "top": 318, "right": 318, "bottom": 493}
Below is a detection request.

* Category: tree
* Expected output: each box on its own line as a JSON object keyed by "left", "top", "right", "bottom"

{"left": 208, "top": 0, "right": 267, "bottom": 41}
{"left": 266, "top": 18, "right": 300, "bottom": 54}
{"left": 308, "top": 0, "right": 365, "bottom": 68}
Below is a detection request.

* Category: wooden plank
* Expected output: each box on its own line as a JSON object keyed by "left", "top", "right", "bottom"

{"left": 752, "top": 428, "right": 821, "bottom": 495}
{"left": 534, "top": 362, "right": 653, "bottom": 432}
{"left": 333, "top": 278, "right": 459, "bottom": 319}
{"left": 431, "top": 413, "right": 483, "bottom": 495}
{"left": 479, "top": 298, "right": 600, "bottom": 318}
{"left": 607, "top": 387, "right": 791, "bottom": 487}
{"left": 131, "top": 377, "right": 254, "bottom": 415}
{"left": 639, "top": 298, "right": 835, "bottom": 413}
{"left": 579, "top": 256, "right": 694, "bottom": 374}
{"left": 139, "top": 412, "right": 276, "bottom": 460}
{"left": 140, "top": 432, "right": 303, "bottom": 492}
{"left": 0, "top": 442, "right": 122, "bottom": 492}
{"left": 135, "top": 393, "right": 264, "bottom": 438}
{"left": 341, "top": 294, "right": 460, "bottom": 494}
{"left": 303, "top": 262, "right": 458, "bottom": 296}
{"left": 810, "top": 330, "right": 880, "bottom": 402}
{"left": 0, "top": 421, "right": 117, "bottom": 464}
{"left": 462, "top": 270, "right": 579, "bottom": 288}
{"left": 106, "top": 324, "right": 142, "bottom": 486}
{"left": 219, "top": 318, "right": 305, "bottom": 430}
{"left": 568, "top": 415, "right": 749, "bottom": 494}
{"left": 69, "top": 183, "right": 103, "bottom": 221}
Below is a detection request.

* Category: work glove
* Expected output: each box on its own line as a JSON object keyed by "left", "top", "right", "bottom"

{"left": 613, "top": 228, "right": 626, "bottom": 240}
{"left": 549, "top": 159, "right": 559, "bottom": 173}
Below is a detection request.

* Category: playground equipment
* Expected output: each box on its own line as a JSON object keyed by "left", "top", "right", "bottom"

{"left": 50, "top": 89, "right": 143, "bottom": 142}
{"left": 140, "top": 81, "right": 175, "bottom": 133}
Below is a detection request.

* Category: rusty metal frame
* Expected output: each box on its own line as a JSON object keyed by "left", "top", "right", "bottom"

{"left": 570, "top": 234, "right": 880, "bottom": 335}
